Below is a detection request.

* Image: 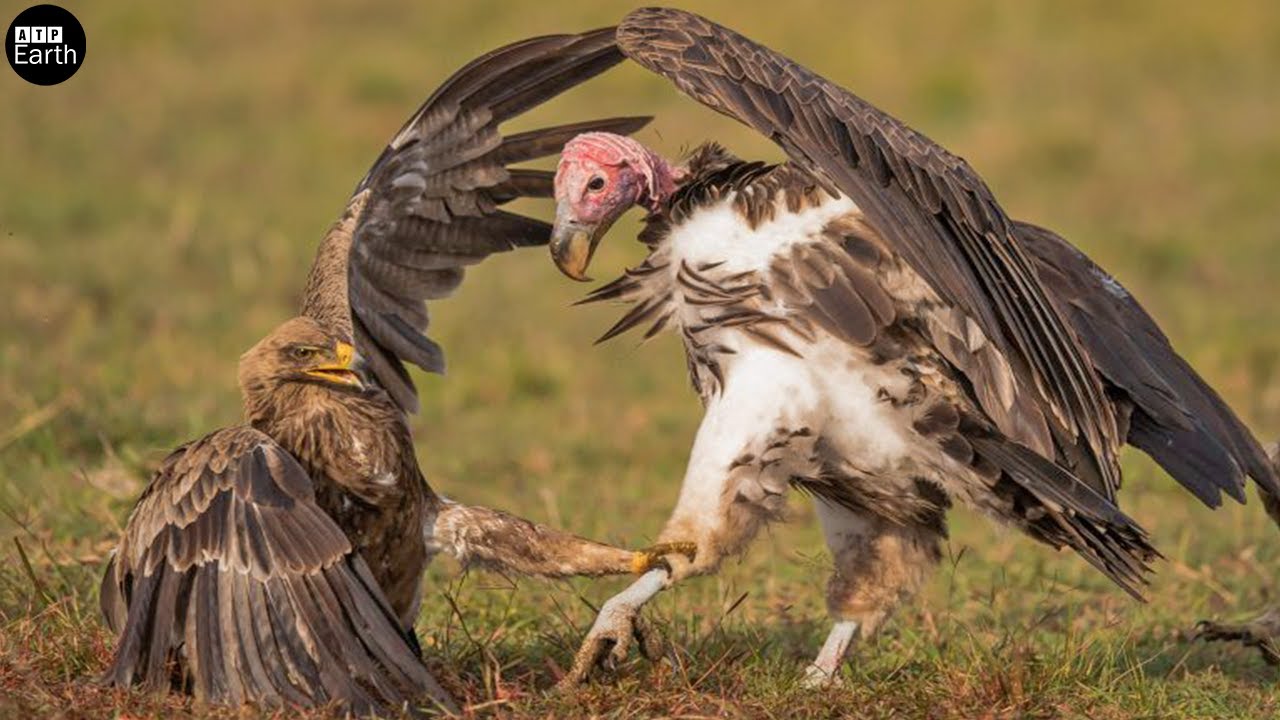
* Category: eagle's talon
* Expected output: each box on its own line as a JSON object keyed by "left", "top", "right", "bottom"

{"left": 629, "top": 541, "right": 698, "bottom": 574}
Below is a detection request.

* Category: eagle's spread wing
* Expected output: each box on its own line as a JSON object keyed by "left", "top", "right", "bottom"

{"left": 615, "top": 8, "right": 1123, "bottom": 499}
{"left": 99, "top": 426, "right": 454, "bottom": 715}
{"left": 1015, "top": 221, "right": 1280, "bottom": 504}
{"left": 301, "top": 29, "right": 649, "bottom": 412}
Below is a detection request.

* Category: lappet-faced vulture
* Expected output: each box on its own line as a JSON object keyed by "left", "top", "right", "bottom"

{"left": 544, "top": 8, "right": 1280, "bottom": 684}
{"left": 99, "top": 29, "right": 692, "bottom": 716}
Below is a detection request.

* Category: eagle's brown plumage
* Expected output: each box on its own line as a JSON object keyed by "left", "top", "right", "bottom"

{"left": 101, "top": 319, "right": 453, "bottom": 712}
{"left": 99, "top": 28, "right": 672, "bottom": 715}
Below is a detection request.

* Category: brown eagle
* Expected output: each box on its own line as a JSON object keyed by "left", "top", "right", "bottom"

{"left": 543, "top": 8, "right": 1280, "bottom": 684}
{"left": 99, "top": 28, "right": 688, "bottom": 715}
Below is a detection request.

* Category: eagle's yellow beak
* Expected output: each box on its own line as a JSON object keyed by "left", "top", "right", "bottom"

{"left": 305, "top": 341, "right": 363, "bottom": 389}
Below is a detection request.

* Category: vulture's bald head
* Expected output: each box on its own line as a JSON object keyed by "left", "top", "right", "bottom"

{"left": 550, "top": 132, "right": 681, "bottom": 281}
{"left": 237, "top": 317, "right": 363, "bottom": 411}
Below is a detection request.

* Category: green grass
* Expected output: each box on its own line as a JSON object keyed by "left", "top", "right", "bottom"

{"left": 2, "top": 1, "right": 1279, "bottom": 717}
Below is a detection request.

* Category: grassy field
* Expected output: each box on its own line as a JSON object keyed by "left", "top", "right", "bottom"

{"left": 2, "top": 1, "right": 1279, "bottom": 717}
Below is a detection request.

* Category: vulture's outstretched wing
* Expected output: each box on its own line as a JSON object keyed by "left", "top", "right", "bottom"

{"left": 614, "top": 8, "right": 1124, "bottom": 498}
{"left": 99, "top": 427, "right": 456, "bottom": 715}
{"left": 1016, "top": 221, "right": 1280, "bottom": 505}
{"left": 301, "top": 28, "right": 650, "bottom": 412}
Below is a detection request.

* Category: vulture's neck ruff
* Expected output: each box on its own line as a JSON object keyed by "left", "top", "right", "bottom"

{"left": 577, "top": 143, "right": 843, "bottom": 397}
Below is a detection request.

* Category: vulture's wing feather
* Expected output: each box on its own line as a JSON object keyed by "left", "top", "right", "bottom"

{"left": 301, "top": 28, "right": 650, "bottom": 412}
{"left": 1015, "top": 221, "right": 1280, "bottom": 506}
{"left": 616, "top": 8, "right": 1123, "bottom": 498}
{"left": 99, "top": 426, "right": 455, "bottom": 715}
{"left": 759, "top": 201, "right": 1158, "bottom": 596}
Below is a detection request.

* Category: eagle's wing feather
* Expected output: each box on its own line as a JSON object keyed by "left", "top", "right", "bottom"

{"left": 99, "top": 426, "right": 454, "bottom": 714}
{"left": 301, "top": 29, "right": 650, "bottom": 412}
{"left": 616, "top": 7, "right": 1122, "bottom": 498}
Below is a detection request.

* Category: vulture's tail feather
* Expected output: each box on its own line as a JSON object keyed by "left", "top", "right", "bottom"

{"left": 972, "top": 434, "right": 1159, "bottom": 599}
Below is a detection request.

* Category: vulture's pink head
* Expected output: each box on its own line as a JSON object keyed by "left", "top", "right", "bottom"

{"left": 550, "top": 132, "right": 677, "bottom": 281}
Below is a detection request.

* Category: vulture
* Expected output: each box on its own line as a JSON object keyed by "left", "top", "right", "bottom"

{"left": 545, "top": 8, "right": 1280, "bottom": 684}
{"left": 99, "top": 29, "right": 690, "bottom": 716}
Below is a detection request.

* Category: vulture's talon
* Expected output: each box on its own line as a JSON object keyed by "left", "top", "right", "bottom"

{"left": 1195, "top": 609, "right": 1280, "bottom": 666}
{"left": 801, "top": 663, "right": 845, "bottom": 689}
{"left": 633, "top": 613, "right": 666, "bottom": 661}
{"left": 629, "top": 541, "right": 699, "bottom": 574}
{"left": 557, "top": 581, "right": 668, "bottom": 688}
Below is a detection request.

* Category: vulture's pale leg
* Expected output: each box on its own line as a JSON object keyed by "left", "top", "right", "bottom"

{"left": 557, "top": 568, "right": 671, "bottom": 689}
{"left": 803, "top": 499, "right": 944, "bottom": 686}
{"left": 659, "top": 354, "right": 818, "bottom": 582}
{"left": 804, "top": 620, "right": 860, "bottom": 687}
{"left": 562, "top": 363, "right": 813, "bottom": 686}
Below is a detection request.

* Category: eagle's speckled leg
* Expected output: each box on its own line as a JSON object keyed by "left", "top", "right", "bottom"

{"left": 803, "top": 499, "right": 944, "bottom": 686}
{"left": 428, "top": 500, "right": 678, "bottom": 578}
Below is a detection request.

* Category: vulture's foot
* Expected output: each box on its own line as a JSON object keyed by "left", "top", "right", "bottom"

{"left": 801, "top": 664, "right": 846, "bottom": 689}
{"left": 1195, "top": 607, "right": 1280, "bottom": 665}
{"left": 557, "top": 569, "right": 669, "bottom": 688}
{"left": 630, "top": 541, "right": 698, "bottom": 574}
{"left": 800, "top": 619, "right": 859, "bottom": 688}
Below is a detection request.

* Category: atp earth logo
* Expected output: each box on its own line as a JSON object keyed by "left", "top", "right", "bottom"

{"left": 6, "top": 4, "right": 85, "bottom": 85}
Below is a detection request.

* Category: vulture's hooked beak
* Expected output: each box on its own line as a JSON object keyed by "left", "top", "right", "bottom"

{"left": 549, "top": 202, "right": 603, "bottom": 282}
{"left": 305, "top": 341, "right": 364, "bottom": 389}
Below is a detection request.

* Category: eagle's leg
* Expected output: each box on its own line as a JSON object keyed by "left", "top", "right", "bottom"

{"left": 1194, "top": 453, "right": 1280, "bottom": 666}
{"left": 630, "top": 541, "right": 701, "bottom": 574}
{"left": 803, "top": 499, "right": 944, "bottom": 687}
{"left": 428, "top": 500, "right": 684, "bottom": 578}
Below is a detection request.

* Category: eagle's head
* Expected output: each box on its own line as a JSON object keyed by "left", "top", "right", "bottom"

{"left": 550, "top": 132, "right": 679, "bottom": 281}
{"left": 237, "top": 317, "right": 364, "bottom": 420}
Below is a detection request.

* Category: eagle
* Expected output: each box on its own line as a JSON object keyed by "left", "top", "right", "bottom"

{"left": 544, "top": 8, "right": 1280, "bottom": 684}
{"left": 98, "top": 28, "right": 690, "bottom": 715}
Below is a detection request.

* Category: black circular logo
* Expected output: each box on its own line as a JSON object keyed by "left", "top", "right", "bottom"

{"left": 6, "top": 5, "right": 85, "bottom": 85}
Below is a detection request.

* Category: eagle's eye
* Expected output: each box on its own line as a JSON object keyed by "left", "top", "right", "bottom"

{"left": 587, "top": 176, "right": 606, "bottom": 192}
{"left": 289, "top": 345, "right": 318, "bottom": 362}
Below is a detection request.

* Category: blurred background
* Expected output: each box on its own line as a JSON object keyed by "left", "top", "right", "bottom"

{"left": 1, "top": 1, "right": 1278, "bottom": 716}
